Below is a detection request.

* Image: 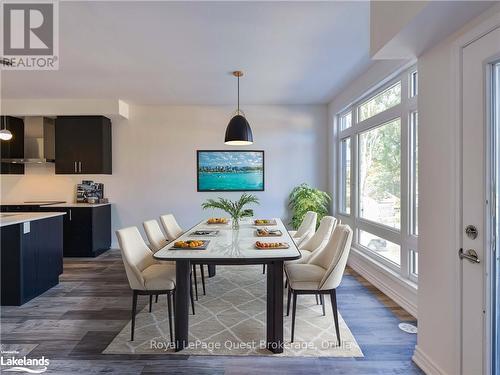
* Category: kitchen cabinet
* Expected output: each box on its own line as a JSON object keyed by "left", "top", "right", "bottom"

{"left": 1, "top": 215, "right": 64, "bottom": 306}
{"left": 39, "top": 204, "right": 111, "bottom": 257}
{"left": 55, "top": 116, "right": 112, "bottom": 174}
{"left": 0, "top": 116, "right": 25, "bottom": 175}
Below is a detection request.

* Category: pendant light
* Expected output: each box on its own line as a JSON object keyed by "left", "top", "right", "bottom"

{"left": 224, "top": 71, "right": 253, "bottom": 145}
{"left": 0, "top": 116, "right": 13, "bottom": 141}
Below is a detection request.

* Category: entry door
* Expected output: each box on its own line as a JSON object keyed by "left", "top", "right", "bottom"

{"left": 461, "top": 26, "right": 500, "bottom": 375}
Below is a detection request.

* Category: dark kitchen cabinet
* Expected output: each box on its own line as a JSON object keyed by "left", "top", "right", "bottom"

{"left": 39, "top": 204, "right": 111, "bottom": 257}
{"left": 1, "top": 215, "right": 64, "bottom": 306}
{"left": 0, "top": 116, "right": 25, "bottom": 175}
{"left": 55, "top": 116, "right": 112, "bottom": 174}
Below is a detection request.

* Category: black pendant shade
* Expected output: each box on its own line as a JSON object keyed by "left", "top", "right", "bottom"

{"left": 225, "top": 114, "right": 253, "bottom": 145}
{"left": 224, "top": 71, "right": 253, "bottom": 145}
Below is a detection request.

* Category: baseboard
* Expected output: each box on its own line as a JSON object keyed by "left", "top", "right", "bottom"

{"left": 412, "top": 345, "right": 447, "bottom": 375}
{"left": 347, "top": 248, "right": 418, "bottom": 318}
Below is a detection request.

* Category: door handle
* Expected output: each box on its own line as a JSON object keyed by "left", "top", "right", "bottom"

{"left": 458, "top": 248, "right": 480, "bottom": 263}
{"left": 74, "top": 161, "right": 77, "bottom": 173}
{"left": 78, "top": 161, "right": 82, "bottom": 173}
{"left": 69, "top": 209, "right": 72, "bottom": 221}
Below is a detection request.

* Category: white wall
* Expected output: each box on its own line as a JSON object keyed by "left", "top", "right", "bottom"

{"left": 414, "top": 5, "right": 500, "bottom": 375}
{"left": 0, "top": 104, "right": 328, "bottom": 246}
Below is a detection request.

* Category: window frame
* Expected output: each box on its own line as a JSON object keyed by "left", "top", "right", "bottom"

{"left": 336, "top": 65, "right": 418, "bottom": 281}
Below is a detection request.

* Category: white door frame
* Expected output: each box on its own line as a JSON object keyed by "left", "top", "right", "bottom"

{"left": 452, "top": 11, "right": 500, "bottom": 375}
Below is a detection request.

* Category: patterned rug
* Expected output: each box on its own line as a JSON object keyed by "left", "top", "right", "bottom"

{"left": 103, "top": 265, "right": 363, "bottom": 357}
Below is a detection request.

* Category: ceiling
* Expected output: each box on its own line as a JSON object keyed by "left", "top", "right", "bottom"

{"left": 1, "top": 1, "right": 372, "bottom": 105}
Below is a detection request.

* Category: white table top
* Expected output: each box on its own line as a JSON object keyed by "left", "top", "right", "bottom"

{"left": 154, "top": 217, "right": 301, "bottom": 262}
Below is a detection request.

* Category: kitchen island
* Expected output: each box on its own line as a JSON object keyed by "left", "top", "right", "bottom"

{"left": 1, "top": 212, "right": 65, "bottom": 306}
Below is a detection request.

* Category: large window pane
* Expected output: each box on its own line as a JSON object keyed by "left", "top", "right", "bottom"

{"left": 359, "top": 118, "right": 401, "bottom": 229}
{"left": 340, "top": 112, "right": 352, "bottom": 131}
{"left": 410, "top": 111, "right": 419, "bottom": 236}
{"left": 358, "top": 82, "right": 401, "bottom": 122}
{"left": 340, "top": 137, "right": 351, "bottom": 214}
{"left": 359, "top": 230, "right": 401, "bottom": 265}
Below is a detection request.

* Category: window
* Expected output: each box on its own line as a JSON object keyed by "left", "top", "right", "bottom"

{"left": 336, "top": 66, "right": 418, "bottom": 282}
{"left": 410, "top": 71, "right": 418, "bottom": 98}
{"left": 409, "top": 111, "right": 419, "bottom": 236}
{"left": 359, "top": 230, "right": 401, "bottom": 265}
{"left": 358, "top": 81, "right": 401, "bottom": 122}
{"left": 340, "top": 137, "right": 351, "bottom": 214}
{"left": 359, "top": 118, "right": 401, "bottom": 229}
{"left": 340, "top": 112, "right": 352, "bottom": 131}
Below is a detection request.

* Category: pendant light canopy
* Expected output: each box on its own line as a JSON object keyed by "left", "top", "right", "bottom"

{"left": 225, "top": 71, "right": 253, "bottom": 145}
{"left": 0, "top": 117, "right": 12, "bottom": 141}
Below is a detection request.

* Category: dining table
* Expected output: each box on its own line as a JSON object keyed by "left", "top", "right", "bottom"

{"left": 154, "top": 217, "right": 301, "bottom": 353}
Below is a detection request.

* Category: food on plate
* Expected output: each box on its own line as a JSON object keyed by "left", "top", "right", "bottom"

{"left": 255, "top": 241, "right": 287, "bottom": 249}
{"left": 174, "top": 240, "right": 205, "bottom": 248}
{"left": 255, "top": 219, "right": 273, "bottom": 225}
{"left": 257, "top": 228, "right": 280, "bottom": 236}
{"left": 207, "top": 217, "right": 228, "bottom": 224}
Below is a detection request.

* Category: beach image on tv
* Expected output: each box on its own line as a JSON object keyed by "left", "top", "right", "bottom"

{"left": 198, "top": 151, "right": 264, "bottom": 191}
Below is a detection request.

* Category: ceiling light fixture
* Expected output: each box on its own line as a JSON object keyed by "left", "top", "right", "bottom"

{"left": 224, "top": 71, "right": 253, "bottom": 145}
{"left": 0, "top": 116, "right": 13, "bottom": 141}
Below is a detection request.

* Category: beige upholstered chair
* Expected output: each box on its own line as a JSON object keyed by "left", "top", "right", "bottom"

{"left": 160, "top": 213, "right": 207, "bottom": 300}
{"left": 285, "top": 224, "right": 353, "bottom": 344}
{"left": 143, "top": 219, "right": 169, "bottom": 252}
{"left": 289, "top": 211, "right": 317, "bottom": 247}
{"left": 116, "top": 226, "right": 176, "bottom": 342}
{"left": 160, "top": 214, "right": 184, "bottom": 241}
{"left": 289, "top": 216, "right": 337, "bottom": 265}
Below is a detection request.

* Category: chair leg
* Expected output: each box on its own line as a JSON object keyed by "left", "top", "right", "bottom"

{"left": 155, "top": 294, "right": 159, "bottom": 303}
{"left": 320, "top": 294, "right": 325, "bottom": 316}
{"left": 262, "top": 264, "right": 266, "bottom": 274}
{"left": 167, "top": 291, "right": 174, "bottom": 343}
{"left": 190, "top": 278, "right": 196, "bottom": 315}
{"left": 315, "top": 294, "right": 319, "bottom": 305}
{"left": 200, "top": 265, "right": 206, "bottom": 295}
{"left": 149, "top": 294, "right": 153, "bottom": 313}
{"left": 131, "top": 291, "right": 138, "bottom": 341}
{"left": 291, "top": 291, "right": 298, "bottom": 343}
{"left": 287, "top": 286, "right": 292, "bottom": 316}
{"left": 330, "top": 289, "right": 341, "bottom": 346}
{"left": 192, "top": 265, "right": 199, "bottom": 301}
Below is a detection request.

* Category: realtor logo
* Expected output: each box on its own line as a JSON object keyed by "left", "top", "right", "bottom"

{"left": 1, "top": 1, "right": 59, "bottom": 70}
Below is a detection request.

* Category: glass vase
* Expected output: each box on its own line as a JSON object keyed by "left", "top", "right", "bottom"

{"left": 231, "top": 217, "right": 240, "bottom": 230}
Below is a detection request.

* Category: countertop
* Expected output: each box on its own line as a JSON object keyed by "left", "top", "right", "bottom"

{"left": 1, "top": 202, "right": 111, "bottom": 208}
{"left": 0, "top": 212, "right": 66, "bottom": 227}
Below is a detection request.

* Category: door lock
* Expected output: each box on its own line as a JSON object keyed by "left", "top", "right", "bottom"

{"left": 458, "top": 248, "right": 480, "bottom": 263}
{"left": 465, "top": 225, "right": 478, "bottom": 240}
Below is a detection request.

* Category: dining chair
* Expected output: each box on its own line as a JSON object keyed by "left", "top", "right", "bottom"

{"left": 289, "top": 211, "right": 317, "bottom": 247}
{"left": 116, "top": 226, "right": 176, "bottom": 342}
{"left": 288, "top": 216, "right": 337, "bottom": 265}
{"left": 160, "top": 213, "right": 207, "bottom": 300}
{"left": 284, "top": 224, "right": 353, "bottom": 344}
{"left": 143, "top": 219, "right": 169, "bottom": 252}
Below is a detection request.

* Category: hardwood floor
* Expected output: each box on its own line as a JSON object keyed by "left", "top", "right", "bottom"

{"left": 0, "top": 250, "right": 422, "bottom": 374}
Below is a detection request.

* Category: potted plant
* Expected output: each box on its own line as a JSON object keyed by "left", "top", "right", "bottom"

{"left": 288, "top": 183, "right": 331, "bottom": 230}
{"left": 202, "top": 193, "right": 259, "bottom": 230}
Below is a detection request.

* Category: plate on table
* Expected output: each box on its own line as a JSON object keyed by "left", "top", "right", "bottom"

{"left": 254, "top": 219, "right": 277, "bottom": 226}
{"left": 190, "top": 230, "right": 219, "bottom": 237}
{"left": 171, "top": 240, "right": 210, "bottom": 250}
{"left": 256, "top": 228, "right": 283, "bottom": 237}
{"left": 255, "top": 241, "right": 290, "bottom": 250}
{"left": 206, "top": 218, "right": 228, "bottom": 225}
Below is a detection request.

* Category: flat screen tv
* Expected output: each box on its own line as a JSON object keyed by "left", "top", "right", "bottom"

{"left": 197, "top": 150, "right": 265, "bottom": 192}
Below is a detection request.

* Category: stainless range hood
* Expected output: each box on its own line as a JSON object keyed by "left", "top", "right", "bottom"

{"left": 1, "top": 116, "right": 55, "bottom": 164}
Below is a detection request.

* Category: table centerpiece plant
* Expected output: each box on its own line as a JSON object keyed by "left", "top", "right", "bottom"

{"left": 201, "top": 193, "right": 259, "bottom": 230}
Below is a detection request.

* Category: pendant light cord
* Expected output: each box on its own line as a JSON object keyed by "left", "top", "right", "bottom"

{"left": 237, "top": 75, "right": 240, "bottom": 114}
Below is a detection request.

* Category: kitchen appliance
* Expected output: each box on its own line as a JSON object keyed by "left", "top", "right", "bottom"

{"left": 76, "top": 180, "right": 104, "bottom": 203}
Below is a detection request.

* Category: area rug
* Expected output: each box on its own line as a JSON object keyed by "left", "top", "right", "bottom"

{"left": 103, "top": 265, "right": 363, "bottom": 357}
